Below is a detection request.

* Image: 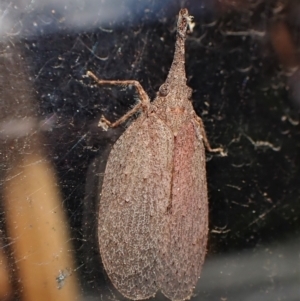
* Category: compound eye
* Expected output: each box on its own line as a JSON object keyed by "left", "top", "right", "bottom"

{"left": 158, "top": 84, "right": 169, "bottom": 97}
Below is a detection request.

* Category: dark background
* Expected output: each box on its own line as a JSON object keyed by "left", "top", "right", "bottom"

{"left": 0, "top": 0, "right": 299, "bottom": 300}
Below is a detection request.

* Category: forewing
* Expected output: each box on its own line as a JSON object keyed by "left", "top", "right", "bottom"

{"left": 98, "top": 114, "right": 173, "bottom": 300}
{"left": 160, "top": 120, "right": 208, "bottom": 301}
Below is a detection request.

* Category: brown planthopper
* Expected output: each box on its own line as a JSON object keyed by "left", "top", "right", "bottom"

{"left": 87, "top": 8, "right": 225, "bottom": 301}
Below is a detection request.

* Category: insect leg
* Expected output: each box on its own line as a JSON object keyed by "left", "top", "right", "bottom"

{"left": 194, "top": 114, "right": 226, "bottom": 156}
{"left": 86, "top": 71, "right": 150, "bottom": 129}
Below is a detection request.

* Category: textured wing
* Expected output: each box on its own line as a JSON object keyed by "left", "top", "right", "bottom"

{"left": 98, "top": 114, "right": 173, "bottom": 300}
{"left": 160, "top": 120, "right": 208, "bottom": 301}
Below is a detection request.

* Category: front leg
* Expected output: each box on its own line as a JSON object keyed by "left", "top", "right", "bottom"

{"left": 86, "top": 71, "right": 150, "bottom": 130}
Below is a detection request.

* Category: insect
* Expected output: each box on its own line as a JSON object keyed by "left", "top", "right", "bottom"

{"left": 87, "top": 8, "right": 224, "bottom": 301}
